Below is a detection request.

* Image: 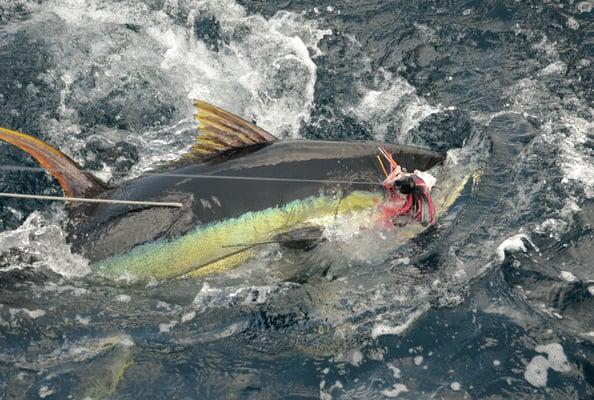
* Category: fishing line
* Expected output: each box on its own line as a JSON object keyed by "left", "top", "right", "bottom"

{"left": 0, "top": 165, "right": 385, "bottom": 186}
{"left": 0, "top": 192, "right": 184, "bottom": 208}
{"left": 0, "top": 164, "right": 384, "bottom": 208}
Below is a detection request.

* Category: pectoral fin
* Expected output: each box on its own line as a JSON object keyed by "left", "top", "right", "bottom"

{"left": 220, "top": 226, "right": 326, "bottom": 251}
{"left": 273, "top": 226, "right": 325, "bottom": 251}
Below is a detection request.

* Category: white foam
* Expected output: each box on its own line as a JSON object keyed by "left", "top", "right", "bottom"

{"left": 536, "top": 343, "right": 571, "bottom": 373}
{"left": 496, "top": 233, "right": 538, "bottom": 261}
{"left": 350, "top": 350, "right": 364, "bottom": 366}
{"left": 534, "top": 199, "right": 583, "bottom": 240}
{"left": 191, "top": 283, "right": 224, "bottom": 312}
{"left": 503, "top": 77, "right": 594, "bottom": 199}
{"left": 566, "top": 16, "right": 579, "bottom": 30}
{"left": 118, "top": 336, "right": 135, "bottom": 347}
{"left": 450, "top": 382, "right": 461, "bottom": 391}
{"left": 577, "top": 1, "right": 593, "bottom": 13}
{"left": 13, "top": 334, "right": 134, "bottom": 372}
{"left": 44, "top": 283, "right": 89, "bottom": 296}
{"left": 181, "top": 311, "right": 196, "bottom": 323}
{"left": 538, "top": 61, "right": 567, "bottom": 76}
{"left": 382, "top": 384, "right": 408, "bottom": 398}
{"left": 26, "top": 0, "right": 331, "bottom": 176}
{"left": 0, "top": 210, "right": 90, "bottom": 277}
{"left": 394, "top": 257, "right": 410, "bottom": 266}
{"left": 371, "top": 307, "right": 427, "bottom": 338}
{"left": 387, "top": 364, "right": 402, "bottom": 379}
{"left": 524, "top": 343, "right": 571, "bottom": 387}
{"left": 159, "top": 320, "right": 177, "bottom": 333}
{"left": 525, "top": 355, "right": 550, "bottom": 387}
{"left": 414, "top": 355, "right": 424, "bottom": 366}
{"left": 10, "top": 308, "right": 46, "bottom": 319}
{"left": 75, "top": 314, "right": 91, "bottom": 325}
{"left": 115, "top": 294, "right": 131, "bottom": 303}
{"left": 351, "top": 70, "right": 440, "bottom": 142}
{"left": 555, "top": 114, "right": 594, "bottom": 198}
{"left": 191, "top": 281, "right": 287, "bottom": 312}
{"left": 39, "top": 385, "right": 55, "bottom": 399}
{"left": 560, "top": 271, "right": 577, "bottom": 282}
{"left": 371, "top": 322, "right": 411, "bottom": 338}
{"left": 156, "top": 300, "right": 172, "bottom": 310}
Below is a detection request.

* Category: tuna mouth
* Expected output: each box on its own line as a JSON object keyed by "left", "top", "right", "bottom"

{"left": 377, "top": 147, "right": 436, "bottom": 226}
{"left": 382, "top": 174, "right": 436, "bottom": 225}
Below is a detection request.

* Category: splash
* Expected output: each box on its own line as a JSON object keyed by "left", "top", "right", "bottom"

{"left": 524, "top": 343, "right": 572, "bottom": 388}
{"left": 0, "top": 208, "right": 90, "bottom": 277}
{"left": 506, "top": 72, "right": 594, "bottom": 199}
{"left": 351, "top": 69, "right": 441, "bottom": 142}
{"left": 5, "top": 0, "right": 331, "bottom": 179}
{"left": 496, "top": 233, "right": 538, "bottom": 261}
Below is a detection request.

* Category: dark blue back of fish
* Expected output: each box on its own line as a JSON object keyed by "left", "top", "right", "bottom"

{"left": 68, "top": 140, "right": 443, "bottom": 261}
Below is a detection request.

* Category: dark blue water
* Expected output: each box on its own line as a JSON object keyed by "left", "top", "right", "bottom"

{"left": 1, "top": 0, "right": 593, "bottom": 398}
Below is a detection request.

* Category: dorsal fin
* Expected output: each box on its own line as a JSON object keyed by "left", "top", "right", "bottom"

{"left": 189, "top": 100, "right": 277, "bottom": 158}
{"left": 0, "top": 126, "right": 107, "bottom": 198}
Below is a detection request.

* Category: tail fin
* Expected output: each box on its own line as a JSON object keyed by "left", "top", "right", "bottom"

{"left": 0, "top": 126, "right": 107, "bottom": 198}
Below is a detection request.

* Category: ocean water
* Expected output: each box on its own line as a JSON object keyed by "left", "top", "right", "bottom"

{"left": 0, "top": 0, "right": 593, "bottom": 398}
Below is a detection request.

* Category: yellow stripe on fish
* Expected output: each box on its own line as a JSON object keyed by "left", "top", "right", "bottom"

{"left": 97, "top": 191, "right": 382, "bottom": 281}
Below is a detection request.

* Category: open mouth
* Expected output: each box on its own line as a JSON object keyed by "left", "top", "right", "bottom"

{"left": 377, "top": 147, "right": 436, "bottom": 226}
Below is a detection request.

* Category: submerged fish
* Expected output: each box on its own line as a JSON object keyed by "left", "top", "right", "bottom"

{"left": 0, "top": 101, "right": 467, "bottom": 281}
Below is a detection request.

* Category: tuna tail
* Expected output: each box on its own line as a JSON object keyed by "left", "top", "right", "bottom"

{"left": 0, "top": 126, "right": 107, "bottom": 198}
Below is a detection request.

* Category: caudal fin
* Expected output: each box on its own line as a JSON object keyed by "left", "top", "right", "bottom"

{"left": 0, "top": 126, "right": 107, "bottom": 198}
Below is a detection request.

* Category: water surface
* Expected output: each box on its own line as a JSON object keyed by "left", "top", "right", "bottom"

{"left": 1, "top": 0, "right": 593, "bottom": 398}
